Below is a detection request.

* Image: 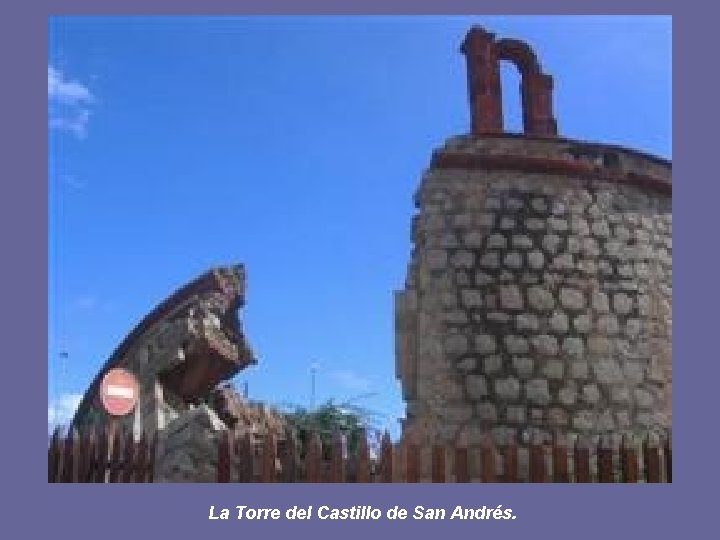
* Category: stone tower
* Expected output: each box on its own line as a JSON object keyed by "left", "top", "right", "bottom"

{"left": 395, "top": 27, "right": 672, "bottom": 448}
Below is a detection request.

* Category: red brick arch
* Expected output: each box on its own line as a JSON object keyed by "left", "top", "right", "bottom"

{"left": 461, "top": 27, "right": 558, "bottom": 137}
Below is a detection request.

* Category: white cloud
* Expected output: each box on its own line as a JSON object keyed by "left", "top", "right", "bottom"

{"left": 49, "top": 109, "right": 91, "bottom": 138}
{"left": 48, "top": 392, "right": 83, "bottom": 429}
{"left": 48, "top": 66, "right": 94, "bottom": 105}
{"left": 72, "top": 295, "right": 98, "bottom": 310}
{"left": 48, "top": 65, "right": 94, "bottom": 138}
{"left": 61, "top": 174, "right": 86, "bottom": 190}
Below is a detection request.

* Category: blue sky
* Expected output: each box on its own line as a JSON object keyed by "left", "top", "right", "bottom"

{"left": 48, "top": 15, "right": 671, "bottom": 436}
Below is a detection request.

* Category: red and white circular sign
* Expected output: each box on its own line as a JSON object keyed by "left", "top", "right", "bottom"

{"left": 100, "top": 368, "right": 139, "bottom": 416}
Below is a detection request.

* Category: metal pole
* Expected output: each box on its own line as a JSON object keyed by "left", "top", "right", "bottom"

{"left": 310, "top": 364, "right": 317, "bottom": 410}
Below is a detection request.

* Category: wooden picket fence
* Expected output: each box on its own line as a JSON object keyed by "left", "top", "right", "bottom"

{"left": 217, "top": 430, "right": 672, "bottom": 483}
{"left": 48, "top": 425, "right": 672, "bottom": 483}
{"left": 48, "top": 426, "right": 156, "bottom": 483}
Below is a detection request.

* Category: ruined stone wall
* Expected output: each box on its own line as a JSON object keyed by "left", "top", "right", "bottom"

{"left": 154, "top": 394, "right": 289, "bottom": 482}
{"left": 396, "top": 134, "right": 672, "bottom": 448}
{"left": 70, "top": 265, "right": 255, "bottom": 440}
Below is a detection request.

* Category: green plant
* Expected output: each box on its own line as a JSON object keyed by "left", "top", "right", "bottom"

{"left": 282, "top": 395, "right": 383, "bottom": 458}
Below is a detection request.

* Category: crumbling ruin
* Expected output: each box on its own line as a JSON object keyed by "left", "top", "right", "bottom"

{"left": 69, "top": 265, "right": 286, "bottom": 481}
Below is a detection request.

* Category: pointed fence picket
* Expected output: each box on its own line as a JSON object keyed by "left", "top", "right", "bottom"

{"left": 48, "top": 426, "right": 156, "bottom": 483}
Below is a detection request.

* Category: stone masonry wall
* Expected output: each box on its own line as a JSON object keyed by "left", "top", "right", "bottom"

{"left": 71, "top": 265, "right": 255, "bottom": 439}
{"left": 395, "top": 135, "right": 672, "bottom": 448}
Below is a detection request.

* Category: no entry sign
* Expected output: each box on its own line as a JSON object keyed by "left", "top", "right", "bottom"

{"left": 100, "top": 368, "right": 139, "bottom": 416}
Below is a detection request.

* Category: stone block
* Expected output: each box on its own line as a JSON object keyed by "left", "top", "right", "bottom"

{"left": 562, "top": 337, "right": 584, "bottom": 358}
{"left": 486, "top": 311, "right": 511, "bottom": 324}
{"left": 466, "top": 375, "right": 488, "bottom": 399}
{"left": 516, "top": 313, "right": 540, "bottom": 332}
{"left": 559, "top": 288, "right": 586, "bottom": 310}
{"left": 548, "top": 408, "right": 569, "bottom": 427}
{"left": 505, "top": 335, "right": 530, "bottom": 354}
{"left": 532, "top": 334, "right": 559, "bottom": 356}
{"left": 597, "top": 410, "right": 615, "bottom": 431}
{"left": 567, "top": 236, "right": 581, "bottom": 253}
{"left": 512, "top": 357, "right": 534, "bottom": 378}
{"left": 512, "top": 234, "right": 534, "bottom": 249}
{"left": 570, "top": 362, "right": 589, "bottom": 379}
{"left": 444, "top": 334, "right": 469, "bottom": 355}
{"left": 570, "top": 216, "right": 589, "bottom": 235}
{"left": 525, "top": 379, "right": 550, "bottom": 405}
{"left": 592, "top": 220, "right": 611, "bottom": 237}
{"left": 529, "top": 408, "right": 545, "bottom": 425}
{"left": 549, "top": 311, "right": 569, "bottom": 333}
{"left": 542, "top": 360, "right": 564, "bottom": 379}
{"left": 551, "top": 201, "right": 567, "bottom": 216}
{"left": 504, "top": 251, "right": 523, "bottom": 269}
{"left": 581, "top": 237, "right": 600, "bottom": 257}
{"left": 597, "top": 315, "right": 620, "bottom": 335}
{"left": 612, "top": 293, "right": 633, "bottom": 315}
{"left": 526, "top": 218, "right": 546, "bottom": 231}
{"left": 487, "top": 233, "right": 507, "bottom": 249}
{"left": 558, "top": 384, "right": 577, "bottom": 406}
{"left": 527, "top": 250, "right": 545, "bottom": 269}
{"left": 475, "top": 334, "right": 497, "bottom": 355}
{"left": 610, "top": 385, "right": 630, "bottom": 404}
{"left": 426, "top": 249, "right": 448, "bottom": 270}
{"left": 505, "top": 197, "right": 525, "bottom": 212}
{"left": 456, "top": 356, "right": 477, "bottom": 371}
{"left": 527, "top": 286, "right": 556, "bottom": 311}
{"left": 463, "top": 231, "right": 484, "bottom": 247}
{"left": 592, "top": 291, "right": 610, "bottom": 313}
{"left": 500, "top": 285, "right": 524, "bottom": 310}
{"left": 572, "top": 410, "right": 596, "bottom": 431}
{"left": 624, "top": 319, "right": 642, "bottom": 338}
{"left": 531, "top": 198, "right": 548, "bottom": 213}
{"left": 577, "top": 259, "right": 597, "bottom": 275}
{"left": 461, "top": 289, "right": 483, "bottom": 308}
{"left": 483, "top": 355, "right": 503, "bottom": 374}
{"left": 477, "top": 213, "right": 496, "bottom": 228}
{"left": 634, "top": 387, "right": 655, "bottom": 409}
{"left": 552, "top": 253, "right": 575, "bottom": 271}
{"left": 453, "top": 213, "right": 473, "bottom": 228}
{"left": 581, "top": 384, "right": 601, "bottom": 405}
{"left": 500, "top": 217, "right": 516, "bottom": 230}
{"left": 476, "top": 402, "right": 497, "bottom": 422}
{"left": 495, "top": 377, "right": 521, "bottom": 400}
{"left": 593, "top": 360, "right": 623, "bottom": 384}
{"left": 573, "top": 313, "right": 591, "bottom": 333}
{"left": 479, "top": 252, "right": 500, "bottom": 269}
{"left": 542, "top": 234, "right": 562, "bottom": 254}
{"left": 506, "top": 405, "right": 527, "bottom": 424}
{"left": 451, "top": 250, "right": 475, "bottom": 268}
{"left": 548, "top": 217, "right": 568, "bottom": 232}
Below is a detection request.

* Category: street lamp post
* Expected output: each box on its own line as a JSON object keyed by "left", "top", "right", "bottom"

{"left": 310, "top": 363, "right": 318, "bottom": 410}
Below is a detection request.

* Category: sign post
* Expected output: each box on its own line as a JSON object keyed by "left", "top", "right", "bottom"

{"left": 98, "top": 368, "right": 139, "bottom": 481}
{"left": 100, "top": 368, "right": 140, "bottom": 443}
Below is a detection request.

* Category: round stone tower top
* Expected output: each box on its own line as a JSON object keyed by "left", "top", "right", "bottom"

{"left": 455, "top": 26, "right": 670, "bottom": 196}
{"left": 429, "top": 133, "right": 671, "bottom": 198}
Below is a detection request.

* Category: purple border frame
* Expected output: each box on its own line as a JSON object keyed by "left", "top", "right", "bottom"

{"left": 5, "top": 1, "right": 710, "bottom": 538}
